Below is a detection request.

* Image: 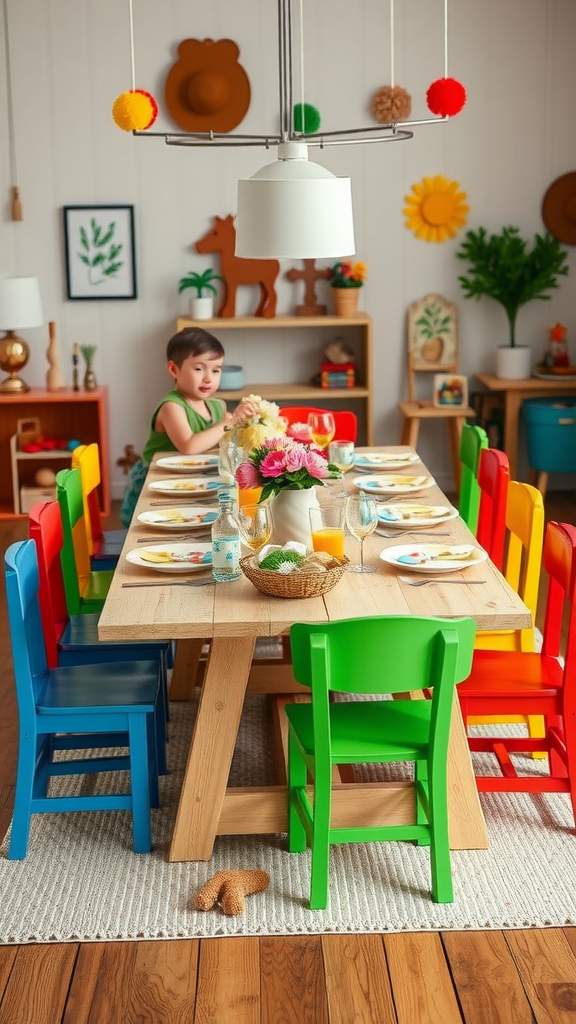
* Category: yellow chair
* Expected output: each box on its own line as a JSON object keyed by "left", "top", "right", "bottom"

{"left": 72, "top": 443, "right": 126, "bottom": 567}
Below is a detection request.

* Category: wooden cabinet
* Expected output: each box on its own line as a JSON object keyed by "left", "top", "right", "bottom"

{"left": 0, "top": 387, "right": 110, "bottom": 519}
{"left": 176, "top": 314, "right": 374, "bottom": 444}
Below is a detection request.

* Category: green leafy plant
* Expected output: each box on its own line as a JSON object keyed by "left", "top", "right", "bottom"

{"left": 415, "top": 302, "right": 453, "bottom": 340}
{"left": 456, "top": 226, "right": 569, "bottom": 347}
{"left": 77, "top": 218, "right": 124, "bottom": 285}
{"left": 178, "top": 268, "right": 224, "bottom": 297}
{"left": 79, "top": 344, "right": 97, "bottom": 366}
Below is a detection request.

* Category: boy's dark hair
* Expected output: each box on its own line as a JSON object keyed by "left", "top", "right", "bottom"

{"left": 166, "top": 327, "right": 225, "bottom": 367}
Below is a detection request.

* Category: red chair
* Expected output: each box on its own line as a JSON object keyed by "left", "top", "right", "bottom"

{"left": 475, "top": 447, "right": 510, "bottom": 572}
{"left": 457, "top": 521, "right": 576, "bottom": 819}
{"left": 278, "top": 406, "right": 358, "bottom": 443}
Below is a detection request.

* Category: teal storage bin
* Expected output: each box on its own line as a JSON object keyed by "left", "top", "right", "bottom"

{"left": 522, "top": 398, "right": 576, "bottom": 473}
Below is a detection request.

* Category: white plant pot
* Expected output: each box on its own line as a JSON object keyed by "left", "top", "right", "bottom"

{"left": 495, "top": 345, "right": 532, "bottom": 380}
{"left": 189, "top": 296, "right": 214, "bottom": 320}
{"left": 270, "top": 486, "right": 321, "bottom": 548}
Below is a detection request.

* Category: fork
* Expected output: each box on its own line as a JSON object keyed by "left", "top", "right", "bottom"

{"left": 136, "top": 531, "right": 211, "bottom": 543}
{"left": 398, "top": 575, "right": 486, "bottom": 586}
{"left": 375, "top": 529, "right": 450, "bottom": 539}
{"left": 121, "top": 577, "right": 213, "bottom": 588}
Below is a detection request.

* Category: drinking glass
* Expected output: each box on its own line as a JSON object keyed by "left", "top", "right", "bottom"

{"left": 328, "top": 440, "right": 355, "bottom": 497}
{"left": 345, "top": 493, "right": 377, "bottom": 572}
{"left": 307, "top": 411, "right": 335, "bottom": 449}
{"left": 218, "top": 441, "right": 246, "bottom": 486}
{"left": 237, "top": 503, "right": 273, "bottom": 554}
{"left": 309, "top": 503, "right": 346, "bottom": 560}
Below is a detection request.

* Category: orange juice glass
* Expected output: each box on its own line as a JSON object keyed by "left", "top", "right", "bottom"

{"left": 238, "top": 486, "right": 263, "bottom": 508}
{"left": 309, "top": 503, "right": 346, "bottom": 559}
{"left": 311, "top": 526, "right": 345, "bottom": 559}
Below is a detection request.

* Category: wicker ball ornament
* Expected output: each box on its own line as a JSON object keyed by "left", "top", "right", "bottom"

{"left": 426, "top": 78, "right": 466, "bottom": 117}
{"left": 371, "top": 85, "right": 412, "bottom": 124}
{"left": 112, "top": 89, "right": 159, "bottom": 132}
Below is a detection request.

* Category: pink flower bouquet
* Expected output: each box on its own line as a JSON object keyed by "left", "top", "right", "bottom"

{"left": 235, "top": 437, "right": 340, "bottom": 502}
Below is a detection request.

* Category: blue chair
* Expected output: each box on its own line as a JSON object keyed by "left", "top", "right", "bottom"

{"left": 5, "top": 540, "right": 163, "bottom": 859}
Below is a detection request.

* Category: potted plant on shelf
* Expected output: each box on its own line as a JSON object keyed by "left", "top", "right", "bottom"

{"left": 178, "top": 267, "right": 224, "bottom": 320}
{"left": 330, "top": 259, "right": 367, "bottom": 317}
{"left": 456, "top": 226, "right": 569, "bottom": 379}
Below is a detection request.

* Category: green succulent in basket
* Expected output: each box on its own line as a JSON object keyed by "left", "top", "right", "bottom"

{"left": 178, "top": 268, "right": 224, "bottom": 298}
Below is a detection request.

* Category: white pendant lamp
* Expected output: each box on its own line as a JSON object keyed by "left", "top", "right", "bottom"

{"left": 236, "top": 142, "right": 355, "bottom": 259}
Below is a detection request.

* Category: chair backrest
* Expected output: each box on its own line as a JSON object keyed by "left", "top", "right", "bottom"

{"left": 278, "top": 406, "right": 358, "bottom": 443}
{"left": 5, "top": 541, "right": 49, "bottom": 724}
{"left": 55, "top": 467, "right": 90, "bottom": 614}
{"left": 541, "top": 522, "right": 576, "bottom": 666}
{"left": 406, "top": 294, "right": 459, "bottom": 402}
{"left": 459, "top": 424, "right": 488, "bottom": 533}
{"left": 71, "top": 442, "right": 103, "bottom": 553}
{"left": 476, "top": 447, "right": 510, "bottom": 570}
{"left": 501, "top": 481, "right": 545, "bottom": 649}
{"left": 28, "top": 500, "right": 70, "bottom": 668}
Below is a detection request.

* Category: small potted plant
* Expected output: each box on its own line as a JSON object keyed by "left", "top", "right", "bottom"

{"left": 330, "top": 259, "right": 367, "bottom": 317}
{"left": 456, "top": 226, "right": 569, "bottom": 379}
{"left": 178, "top": 267, "right": 224, "bottom": 320}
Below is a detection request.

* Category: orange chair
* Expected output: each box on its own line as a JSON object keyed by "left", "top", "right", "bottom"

{"left": 278, "top": 406, "right": 358, "bottom": 443}
{"left": 72, "top": 443, "right": 126, "bottom": 567}
{"left": 458, "top": 521, "right": 576, "bottom": 816}
{"left": 476, "top": 447, "right": 510, "bottom": 572}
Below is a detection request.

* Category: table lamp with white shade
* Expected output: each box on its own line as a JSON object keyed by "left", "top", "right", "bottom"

{"left": 0, "top": 276, "right": 44, "bottom": 393}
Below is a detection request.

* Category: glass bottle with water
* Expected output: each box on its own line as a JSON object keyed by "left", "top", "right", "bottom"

{"left": 212, "top": 491, "right": 241, "bottom": 582}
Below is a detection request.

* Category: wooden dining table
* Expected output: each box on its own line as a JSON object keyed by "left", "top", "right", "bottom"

{"left": 98, "top": 448, "right": 532, "bottom": 862}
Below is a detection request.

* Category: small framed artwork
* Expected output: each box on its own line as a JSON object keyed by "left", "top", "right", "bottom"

{"left": 63, "top": 205, "right": 137, "bottom": 300}
{"left": 433, "top": 373, "right": 469, "bottom": 408}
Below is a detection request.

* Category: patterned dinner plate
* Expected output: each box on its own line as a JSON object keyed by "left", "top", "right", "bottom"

{"left": 126, "top": 542, "right": 213, "bottom": 574}
{"left": 148, "top": 476, "right": 222, "bottom": 498}
{"left": 136, "top": 507, "right": 219, "bottom": 530}
{"left": 352, "top": 474, "right": 434, "bottom": 496}
{"left": 156, "top": 455, "right": 220, "bottom": 473}
{"left": 377, "top": 503, "right": 459, "bottom": 528}
{"left": 354, "top": 452, "right": 420, "bottom": 472}
{"left": 379, "top": 543, "right": 487, "bottom": 574}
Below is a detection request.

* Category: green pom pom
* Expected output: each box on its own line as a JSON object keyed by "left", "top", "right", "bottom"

{"left": 260, "top": 550, "right": 306, "bottom": 572}
{"left": 293, "top": 103, "right": 321, "bottom": 134}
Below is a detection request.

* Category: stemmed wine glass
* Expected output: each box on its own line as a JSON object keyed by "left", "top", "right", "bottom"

{"left": 345, "top": 493, "right": 378, "bottom": 573}
{"left": 307, "top": 411, "right": 335, "bottom": 450}
{"left": 328, "top": 440, "right": 355, "bottom": 497}
{"left": 237, "top": 503, "right": 273, "bottom": 555}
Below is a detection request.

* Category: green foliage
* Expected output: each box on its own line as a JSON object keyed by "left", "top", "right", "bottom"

{"left": 178, "top": 268, "right": 224, "bottom": 297}
{"left": 415, "top": 303, "right": 452, "bottom": 339}
{"left": 79, "top": 344, "right": 97, "bottom": 365}
{"left": 456, "top": 226, "right": 569, "bottom": 346}
{"left": 259, "top": 549, "right": 306, "bottom": 572}
{"left": 77, "top": 218, "right": 124, "bottom": 285}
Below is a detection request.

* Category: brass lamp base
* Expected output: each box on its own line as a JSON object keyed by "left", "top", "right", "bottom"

{"left": 0, "top": 330, "right": 30, "bottom": 393}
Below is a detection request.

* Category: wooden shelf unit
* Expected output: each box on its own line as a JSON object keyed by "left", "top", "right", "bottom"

{"left": 0, "top": 387, "right": 110, "bottom": 520}
{"left": 176, "top": 314, "right": 374, "bottom": 445}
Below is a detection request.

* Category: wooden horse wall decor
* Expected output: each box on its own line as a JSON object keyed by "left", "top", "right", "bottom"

{"left": 195, "top": 215, "right": 279, "bottom": 318}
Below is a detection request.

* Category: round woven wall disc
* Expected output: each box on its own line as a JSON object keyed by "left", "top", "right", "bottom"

{"left": 165, "top": 38, "right": 250, "bottom": 133}
{"left": 542, "top": 171, "right": 576, "bottom": 244}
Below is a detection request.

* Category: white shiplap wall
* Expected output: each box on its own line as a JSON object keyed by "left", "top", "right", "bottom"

{"left": 1, "top": 0, "right": 575, "bottom": 496}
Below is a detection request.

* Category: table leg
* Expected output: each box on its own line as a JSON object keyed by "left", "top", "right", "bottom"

{"left": 170, "top": 639, "right": 206, "bottom": 700}
{"left": 168, "top": 636, "right": 256, "bottom": 862}
{"left": 503, "top": 392, "right": 522, "bottom": 480}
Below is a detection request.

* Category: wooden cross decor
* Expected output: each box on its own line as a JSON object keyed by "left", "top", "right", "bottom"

{"left": 285, "top": 260, "right": 333, "bottom": 316}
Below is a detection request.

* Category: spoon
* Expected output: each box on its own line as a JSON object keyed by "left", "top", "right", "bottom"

{"left": 398, "top": 575, "right": 486, "bottom": 587}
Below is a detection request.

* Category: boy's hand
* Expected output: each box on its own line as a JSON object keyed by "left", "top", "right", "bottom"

{"left": 232, "top": 397, "right": 259, "bottom": 424}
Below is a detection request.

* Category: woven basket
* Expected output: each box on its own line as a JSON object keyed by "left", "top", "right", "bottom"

{"left": 240, "top": 555, "right": 349, "bottom": 598}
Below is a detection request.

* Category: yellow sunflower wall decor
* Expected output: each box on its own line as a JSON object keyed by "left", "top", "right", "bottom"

{"left": 403, "top": 175, "right": 469, "bottom": 243}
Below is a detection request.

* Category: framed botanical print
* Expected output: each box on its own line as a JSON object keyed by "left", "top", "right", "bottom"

{"left": 63, "top": 205, "right": 137, "bottom": 300}
{"left": 433, "top": 373, "right": 469, "bottom": 408}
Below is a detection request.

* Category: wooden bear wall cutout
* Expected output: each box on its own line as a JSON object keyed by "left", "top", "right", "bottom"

{"left": 165, "top": 39, "right": 251, "bottom": 133}
{"left": 195, "top": 216, "right": 279, "bottom": 318}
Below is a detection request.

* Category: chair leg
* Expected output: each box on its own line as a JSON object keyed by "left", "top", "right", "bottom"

{"left": 287, "top": 731, "right": 307, "bottom": 854}
{"left": 8, "top": 738, "right": 38, "bottom": 859}
{"left": 415, "top": 759, "right": 430, "bottom": 846}
{"left": 536, "top": 472, "right": 549, "bottom": 500}
{"left": 427, "top": 762, "right": 453, "bottom": 903}
{"left": 401, "top": 416, "right": 420, "bottom": 449}
{"left": 448, "top": 418, "right": 466, "bottom": 491}
{"left": 128, "top": 714, "right": 153, "bottom": 854}
{"left": 309, "top": 765, "right": 332, "bottom": 910}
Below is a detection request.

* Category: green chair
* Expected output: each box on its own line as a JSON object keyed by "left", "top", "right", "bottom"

{"left": 458, "top": 424, "right": 488, "bottom": 533}
{"left": 56, "top": 468, "right": 113, "bottom": 615}
{"left": 286, "top": 615, "right": 476, "bottom": 909}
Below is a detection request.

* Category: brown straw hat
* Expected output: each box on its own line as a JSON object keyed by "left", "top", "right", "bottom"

{"left": 542, "top": 171, "right": 576, "bottom": 245}
{"left": 165, "top": 38, "right": 251, "bottom": 133}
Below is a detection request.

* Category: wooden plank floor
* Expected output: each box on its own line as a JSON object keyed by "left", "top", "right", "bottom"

{"left": 1, "top": 493, "right": 575, "bottom": 1024}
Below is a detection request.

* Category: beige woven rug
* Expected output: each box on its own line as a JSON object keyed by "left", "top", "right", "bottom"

{"left": 1, "top": 695, "right": 575, "bottom": 944}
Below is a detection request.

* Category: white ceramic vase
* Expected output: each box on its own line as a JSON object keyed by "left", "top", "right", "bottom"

{"left": 270, "top": 486, "right": 321, "bottom": 548}
{"left": 495, "top": 345, "right": 532, "bottom": 380}
{"left": 189, "top": 296, "right": 214, "bottom": 320}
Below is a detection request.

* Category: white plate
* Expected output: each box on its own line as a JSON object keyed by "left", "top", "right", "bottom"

{"left": 136, "top": 507, "right": 219, "bottom": 530}
{"left": 353, "top": 474, "right": 435, "bottom": 496}
{"left": 377, "top": 503, "right": 459, "bottom": 528}
{"left": 532, "top": 370, "right": 576, "bottom": 381}
{"left": 156, "top": 455, "right": 220, "bottom": 473}
{"left": 126, "top": 542, "right": 213, "bottom": 573}
{"left": 354, "top": 452, "right": 420, "bottom": 471}
{"left": 148, "top": 476, "right": 222, "bottom": 497}
{"left": 380, "top": 543, "right": 487, "bottom": 574}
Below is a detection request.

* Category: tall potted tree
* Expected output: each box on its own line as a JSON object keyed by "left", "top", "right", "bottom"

{"left": 456, "top": 226, "right": 569, "bottom": 379}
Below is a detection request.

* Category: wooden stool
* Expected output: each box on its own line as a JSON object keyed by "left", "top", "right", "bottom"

{"left": 398, "top": 401, "right": 475, "bottom": 490}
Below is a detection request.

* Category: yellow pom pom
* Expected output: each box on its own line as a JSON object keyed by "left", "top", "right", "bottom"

{"left": 112, "top": 90, "right": 156, "bottom": 132}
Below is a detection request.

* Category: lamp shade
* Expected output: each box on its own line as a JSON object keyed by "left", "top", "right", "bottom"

{"left": 236, "top": 142, "right": 355, "bottom": 259}
{"left": 0, "top": 276, "right": 43, "bottom": 330}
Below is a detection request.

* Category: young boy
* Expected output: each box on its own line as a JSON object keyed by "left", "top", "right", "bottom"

{"left": 120, "top": 327, "right": 256, "bottom": 526}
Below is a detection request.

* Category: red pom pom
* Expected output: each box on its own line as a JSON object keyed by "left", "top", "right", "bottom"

{"left": 135, "top": 89, "right": 158, "bottom": 129}
{"left": 426, "top": 78, "right": 466, "bottom": 117}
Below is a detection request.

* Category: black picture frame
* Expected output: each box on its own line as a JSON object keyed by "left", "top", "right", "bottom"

{"left": 63, "top": 204, "right": 137, "bottom": 300}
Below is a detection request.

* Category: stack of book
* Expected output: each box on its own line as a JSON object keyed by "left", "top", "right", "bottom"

{"left": 320, "top": 361, "right": 355, "bottom": 389}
